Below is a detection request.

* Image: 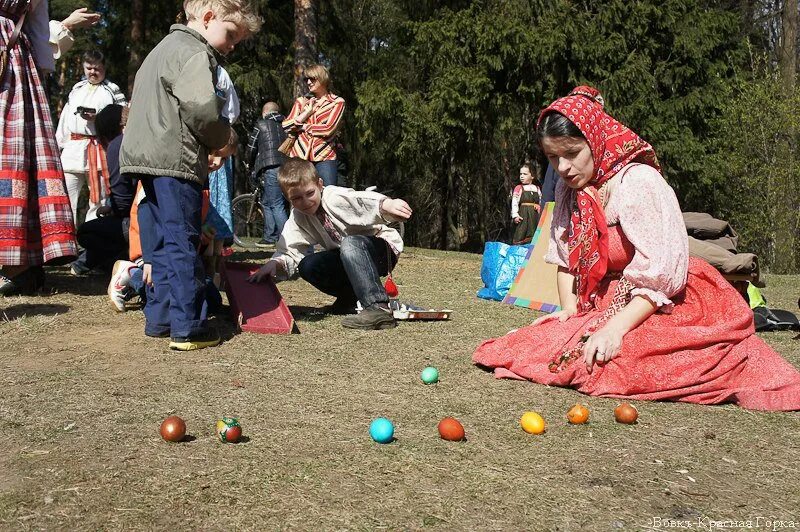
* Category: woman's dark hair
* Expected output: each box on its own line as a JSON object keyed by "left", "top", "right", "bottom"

{"left": 537, "top": 111, "right": 584, "bottom": 140}
{"left": 82, "top": 49, "right": 106, "bottom": 66}
{"left": 95, "top": 104, "right": 124, "bottom": 144}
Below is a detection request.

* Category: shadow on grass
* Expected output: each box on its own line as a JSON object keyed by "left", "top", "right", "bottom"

{"left": 289, "top": 305, "right": 328, "bottom": 323}
{"left": 1, "top": 303, "right": 71, "bottom": 321}
{"left": 43, "top": 267, "right": 109, "bottom": 297}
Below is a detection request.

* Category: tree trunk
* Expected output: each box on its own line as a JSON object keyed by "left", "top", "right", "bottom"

{"left": 779, "top": 0, "right": 797, "bottom": 93}
{"left": 292, "top": 0, "right": 318, "bottom": 98}
{"left": 128, "top": 0, "right": 146, "bottom": 95}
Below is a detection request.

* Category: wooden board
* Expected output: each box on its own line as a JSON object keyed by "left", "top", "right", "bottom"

{"left": 222, "top": 261, "right": 295, "bottom": 334}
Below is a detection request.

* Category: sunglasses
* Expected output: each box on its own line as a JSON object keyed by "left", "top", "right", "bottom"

{"left": 305, "top": 76, "right": 317, "bottom": 83}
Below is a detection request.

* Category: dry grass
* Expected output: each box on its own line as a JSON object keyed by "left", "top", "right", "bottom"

{"left": 1, "top": 248, "right": 798, "bottom": 531}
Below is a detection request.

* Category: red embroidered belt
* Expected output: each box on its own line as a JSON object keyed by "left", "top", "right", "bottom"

{"left": 71, "top": 133, "right": 110, "bottom": 204}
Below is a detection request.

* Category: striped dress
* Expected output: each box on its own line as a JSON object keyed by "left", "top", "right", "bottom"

{"left": 0, "top": 0, "right": 77, "bottom": 266}
{"left": 282, "top": 93, "right": 345, "bottom": 161}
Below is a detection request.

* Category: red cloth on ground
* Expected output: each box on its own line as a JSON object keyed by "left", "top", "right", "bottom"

{"left": 473, "top": 228, "right": 800, "bottom": 411}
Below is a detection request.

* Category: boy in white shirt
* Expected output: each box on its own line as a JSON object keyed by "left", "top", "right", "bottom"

{"left": 249, "top": 158, "right": 412, "bottom": 330}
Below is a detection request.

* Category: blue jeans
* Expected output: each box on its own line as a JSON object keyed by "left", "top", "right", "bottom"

{"left": 260, "top": 167, "right": 288, "bottom": 242}
{"left": 129, "top": 267, "right": 222, "bottom": 315}
{"left": 298, "top": 235, "right": 397, "bottom": 309}
{"left": 140, "top": 176, "right": 208, "bottom": 338}
{"left": 314, "top": 160, "right": 339, "bottom": 187}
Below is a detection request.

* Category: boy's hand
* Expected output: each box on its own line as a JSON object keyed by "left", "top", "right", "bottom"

{"left": 208, "top": 154, "right": 223, "bottom": 172}
{"left": 513, "top": 216, "right": 522, "bottom": 224}
{"left": 142, "top": 263, "right": 153, "bottom": 287}
{"left": 201, "top": 223, "right": 217, "bottom": 245}
{"left": 380, "top": 198, "right": 413, "bottom": 221}
{"left": 248, "top": 260, "right": 279, "bottom": 283}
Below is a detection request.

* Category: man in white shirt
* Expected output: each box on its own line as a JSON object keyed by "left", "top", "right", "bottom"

{"left": 56, "top": 49, "right": 126, "bottom": 227}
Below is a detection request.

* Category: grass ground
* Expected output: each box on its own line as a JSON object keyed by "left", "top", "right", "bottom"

{"left": 1, "top": 248, "right": 798, "bottom": 531}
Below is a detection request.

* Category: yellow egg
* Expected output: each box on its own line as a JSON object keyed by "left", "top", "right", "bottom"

{"left": 520, "top": 411, "right": 546, "bottom": 434}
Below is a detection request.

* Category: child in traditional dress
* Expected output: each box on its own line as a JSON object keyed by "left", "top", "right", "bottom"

{"left": 510, "top": 163, "right": 541, "bottom": 245}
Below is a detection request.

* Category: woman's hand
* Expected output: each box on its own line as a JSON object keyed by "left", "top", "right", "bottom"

{"left": 581, "top": 325, "right": 625, "bottom": 373}
{"left": 513, "top": 216, "right": 522, "bottom": 224}
{"left": 531, "top": 307, "right": 576, "bottom": 326}
{"left": 62, "top": 8, "right": 101, "bottom": 31}
{"left": 380, "top": 198, "right": 413, "bottom": 221}
{"left": 248, "top": 261, "right": 279, "bottom": 283}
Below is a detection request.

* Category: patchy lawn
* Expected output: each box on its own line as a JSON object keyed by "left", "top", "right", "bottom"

{"left": 1, "top": 248, "right": 798, "bottom": 530}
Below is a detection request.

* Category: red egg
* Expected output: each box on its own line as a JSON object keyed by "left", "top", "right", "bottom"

{"left": 438, "top": 417, "right": 465, "bottom": 441}
{"left": 160, "top": 415, "right": 186, "bottom": 442}
{"left": 614, "top": 403, "right": 639, "bottom": 424}
{"left": 384, "top": 277, "right": 399, "bottom": 298}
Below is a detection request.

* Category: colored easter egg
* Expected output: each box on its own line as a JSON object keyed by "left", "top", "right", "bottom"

{"left": 216, "top": 417, "right": 242, "bottom": 443}
{"left": 437, "top": 417, "right": 465, "bottom": 441}
{"left": 370, "top": 417, "right": 395, "bottom": 443}
{"left": 420, "top": 366, "right": 439, "bottom": 384}
{"left": 160, "top": 415, "right": 186, "bottom": 442}
{"left": 520, "top": 411, "right": 546, "bottom": 434}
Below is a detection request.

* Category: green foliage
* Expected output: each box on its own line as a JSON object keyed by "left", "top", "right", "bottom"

{"left": 43, "top": 0, "right": 799, "bottom": 271}
{"left": 702, "top": 53, "right": 800, "bottom": 274}
{"left": 353, "top": 0, "right": 747, "bottom": 249}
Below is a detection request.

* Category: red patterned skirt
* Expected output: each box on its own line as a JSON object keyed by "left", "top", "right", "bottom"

{"left": 0, "top": 12, "right": 77, "bottom": 266}
{"left": 473, "top": 255, "right": 800, "bottom": 411}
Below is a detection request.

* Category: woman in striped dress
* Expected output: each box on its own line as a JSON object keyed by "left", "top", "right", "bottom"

{"left": 0, "top": 0, "right": 78, "bottom": 295}
{"left": 282, "top": 64, "right": 345, "bottom": 187}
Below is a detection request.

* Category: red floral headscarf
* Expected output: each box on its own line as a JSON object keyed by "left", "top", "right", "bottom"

{"left": 538, "top": 86, "right": 660, "bottom": 312}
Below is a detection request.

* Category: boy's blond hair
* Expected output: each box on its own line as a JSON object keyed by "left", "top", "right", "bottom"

{"left": 183, "top": 0, "right": 262, "bottom": 34}
{"left": 278, "top": 158, "right": 320, "bottom": 193}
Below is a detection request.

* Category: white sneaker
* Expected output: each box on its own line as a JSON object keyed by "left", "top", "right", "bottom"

{"left": 108, "top": 260, "right": 135, "bottom": 312}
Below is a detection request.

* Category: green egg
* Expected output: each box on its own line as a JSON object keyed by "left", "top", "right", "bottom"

{"left": 421, "top": 366, "right": 439, "bottom": 384}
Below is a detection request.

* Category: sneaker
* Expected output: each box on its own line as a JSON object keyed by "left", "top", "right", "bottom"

{"left": 169, "top": 328, "right": 221, "bottom": 351}
{"left": 108, "top": 260, "right": 135, "bottom": 312}
{"left": 255, "top": 239, "right": 276, "bottom": 248}
{"left": 341, "top": 304, "right": 397, "bottom": 330}
{"left": 69, "top": 262, "right": 90, "bottom": 276}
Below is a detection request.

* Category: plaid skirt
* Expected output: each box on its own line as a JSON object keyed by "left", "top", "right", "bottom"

{"left": 0, "top": 14, "right": 77, "bottom": 266}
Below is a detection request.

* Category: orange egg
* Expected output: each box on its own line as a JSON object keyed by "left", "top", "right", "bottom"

{"left": 567, "top": 404, "right": 590, "bottom": 424}
{"left": 614, "top": 403, "right": 639, "bottom": 424}
{"left": 438, "top": 417, "right": 465, "bottom": 441}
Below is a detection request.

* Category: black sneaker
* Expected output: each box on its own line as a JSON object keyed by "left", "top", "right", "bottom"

{"left": 169, "top": 328, "right": 221, "bottom": 351}
{"left": 255, "top": 239, "right": 276, "bottom": 248}
{"left": 341, "top": 305, "right": 396, "bottom": 330}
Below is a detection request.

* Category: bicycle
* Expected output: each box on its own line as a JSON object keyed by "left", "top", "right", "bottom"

{"left": 231, "top": 167, "right": 265, "bottom": 248}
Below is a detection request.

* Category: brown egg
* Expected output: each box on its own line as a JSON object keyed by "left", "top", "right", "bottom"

{"left": 160, "top": 415, "right": 187, "bottom": 442}
{"left": 614, "top": 403, "right": 638, "bottom": 424}
{"left": 437, "top": 417, "right": 465, "bottom": 441}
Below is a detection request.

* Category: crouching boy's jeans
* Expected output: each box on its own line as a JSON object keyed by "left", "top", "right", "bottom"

{"left": 298, "top": 235, "right": 397, "bottom": 308}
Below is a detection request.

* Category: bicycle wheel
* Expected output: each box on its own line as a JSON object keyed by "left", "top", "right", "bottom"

{"left": 231, "top": 193, "right": 265, "bottom": 248}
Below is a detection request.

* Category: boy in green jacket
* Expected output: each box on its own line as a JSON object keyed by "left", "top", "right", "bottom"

{"left": 120, "top": 0, "right": 261, "bottom": 350}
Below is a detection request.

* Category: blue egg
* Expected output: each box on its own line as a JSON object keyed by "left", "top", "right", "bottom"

{"left": 369, "top": 417, "right": 395, "bottom": 443}
{"left": 421, "top": 366, "right": 439, "bottom": 384}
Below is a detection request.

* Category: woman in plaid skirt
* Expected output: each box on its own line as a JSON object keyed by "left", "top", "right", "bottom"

{"left": 0, "top": 0, "right": 78, "bottom": 295}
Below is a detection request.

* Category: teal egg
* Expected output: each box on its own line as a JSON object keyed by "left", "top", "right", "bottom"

{"left": 421, "top": 366, "right": 439, "bottom": 384}
{"left": 369, "top": 417, "right": 394, "bottom": 443}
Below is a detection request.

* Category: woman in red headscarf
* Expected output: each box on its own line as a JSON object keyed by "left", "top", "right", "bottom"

{"left": 472, "top": 86, "right": 800, "bottom": 411}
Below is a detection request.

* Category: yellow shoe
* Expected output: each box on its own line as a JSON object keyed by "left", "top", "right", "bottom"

{"left": 169, "top": 328, "right": 221, "bottom": 351}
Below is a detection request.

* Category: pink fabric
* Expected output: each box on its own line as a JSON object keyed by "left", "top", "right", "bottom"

{"left": 547, "top": 164, "right": 688, "bottom": 309}
{"left": 475, "top": 189, "right": 800, "bottom": 411}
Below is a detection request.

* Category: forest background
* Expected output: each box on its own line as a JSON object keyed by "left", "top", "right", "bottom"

{"left": 48, "top": 0, "right": 800, "bottom": 273}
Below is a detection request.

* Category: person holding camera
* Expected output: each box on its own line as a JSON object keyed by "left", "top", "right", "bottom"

{"left": 56, "top": 49, "right": 126, "bottom": 236}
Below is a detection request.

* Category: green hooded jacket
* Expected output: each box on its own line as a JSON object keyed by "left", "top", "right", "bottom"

{"left": 120, "top": 25, "right": 231, "bottom": 184}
